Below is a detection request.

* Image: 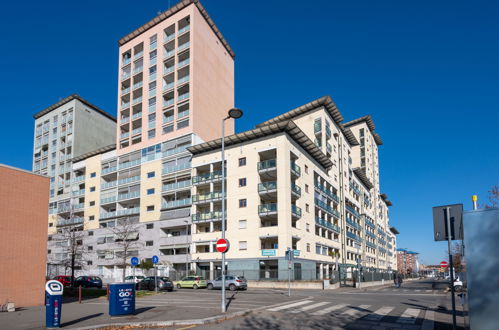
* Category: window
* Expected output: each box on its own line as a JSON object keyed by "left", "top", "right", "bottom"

{"left": 239, "top": 220, "right": 247, "bottom": 229}
{"left": 239, "top": 241, "right": 247, "bottom": 250}
{"left": 305, "top": 184, "right": 309, "bottom": 193}
{"left": 239, "top": 199, "right": 247, "bottom": 208}
{"left": 146, "top": 223, "right": 154, "bottom": 229}
{"left": 88, "top": 246, "right": 93, "bottom": 251}
{"left": 306, "top": 223, "right": 310, "bottom": 232}
{"left": 238, "top": 178, "right": 247, "bottom": 187}
{"left": 147, "top": 188, "right": 155, "bottom": 195}
{"left": 88, "top": 231, "right": 94, "bottom": 236}
{"left": 90, "top": 186, "right": 96, "bottom": 192}
{"left": 238, "top": 157, "right": 246, "bottom": 166}
{"left": 307, "top": 243, "right": 311, "bottom": 252}
{"left": 87, "top": 261, "right": 93, "bottom": 266}
{"left": 146, "top": 241, "right": 154, "bottom": 246}
{"left": 304, "top": 165, "right": 308, "bottom": 174}
{"left": 177, "top": 119, "right": 189, "bottom": 129}
{"left": 163, "top": 125, "right": 174, "bottom": 134}
{"left": 89, "top": 201, "right": 95, "bottom": 206}
{"left": 89, "top": 216, "right": 95, "bottom": 221}
{"left": 147, "top": 205, "right": 155, "bottom": 212}
{"left": 90, "top": 172, "right": 96, "bottom": 178}
{"left": 148, "top": 129, "right": 156, "bottom": 139}
{"left": 48, "top": 249, "right": 51, "bottom": 254}
{"left": 305, "top": 204, "right": 309, "bottom": 212}
{"left": 147, "top": 171, "right": 155, "bottom": 178}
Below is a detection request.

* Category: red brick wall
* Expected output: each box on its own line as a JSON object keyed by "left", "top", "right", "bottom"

{"left": 0, "top": 165, "right": 49, "bottom": 307}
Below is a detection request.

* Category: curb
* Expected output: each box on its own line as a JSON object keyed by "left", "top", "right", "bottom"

{"left": 75, "top": 296, "right": 313, "bottom": 329}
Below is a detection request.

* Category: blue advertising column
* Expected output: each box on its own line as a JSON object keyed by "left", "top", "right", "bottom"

{"left": 45, "top": 280, "right": 64, "bottom": 328}
{"left": 109, "top": 283, "right": 135, "bottom": 316}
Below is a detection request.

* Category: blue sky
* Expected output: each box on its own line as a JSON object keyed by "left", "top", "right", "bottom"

{"left": 0, "top": 0, "right": 497, "bottom": 264}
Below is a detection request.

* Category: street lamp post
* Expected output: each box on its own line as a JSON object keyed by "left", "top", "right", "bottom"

{"left": 184, "top": 220, "right": 189, "bottom": 278}
{"left": 221, "top": 108, "right": 243, "bottom": 313}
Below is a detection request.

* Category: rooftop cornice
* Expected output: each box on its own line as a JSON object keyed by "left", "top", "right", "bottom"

{"left": 118, "top": 0, "right": 235, "bottom": 59}
{"left": 33, "top": 94, "right": 116, "bottom": 122}
{"left": 353, "top": 167, "right": 373, "bottom": 190}
{"left": 380, "top": 193, "right": 393, "bottom": 207}
{"left": 72, "top": 144, "right": 116, "bottom": 163}
{"left": 188, "top": 120, "right": 333, "bottom": 171}
{"left": 343, "top": 115, "right": 383, "bottom": 145}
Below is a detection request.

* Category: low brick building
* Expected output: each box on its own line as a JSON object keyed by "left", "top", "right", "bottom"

{"left": 0, "top": 164, "right": 49, "bottom": 307}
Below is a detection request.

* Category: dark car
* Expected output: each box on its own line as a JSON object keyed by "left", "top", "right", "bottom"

{"left": 53, "top": 275, "right": 72, "bottom": 287}
{"left": 74, "top": 276, "right": 103, "bottom": 289}
{"left": 136, "top": 276, "right": 173, "bottom": 292}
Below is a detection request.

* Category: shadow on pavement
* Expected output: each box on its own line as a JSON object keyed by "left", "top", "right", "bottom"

{"left": 134, "top": 306, "right": 155, "bottom": 315}
{"left": 62, "top": 313, "right": 103, "bottom": 327}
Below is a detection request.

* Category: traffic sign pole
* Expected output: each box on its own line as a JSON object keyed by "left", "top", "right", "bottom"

{"left": 151, "top": 256, "right": 159, "bottom": 294}
{"left": 445, "top": 207, "right": 457, "bottom": 330}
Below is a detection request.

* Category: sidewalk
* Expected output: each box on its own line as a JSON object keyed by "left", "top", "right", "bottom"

{"left": 0, "top": 289, "right": 308, "bottom": 329}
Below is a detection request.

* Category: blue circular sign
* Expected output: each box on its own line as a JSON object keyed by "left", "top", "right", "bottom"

{"left": 131, "top": 257, "right": 139, "bottom": 266}
{"left": 152, "top": 255, "right": 159, "bottom": 264}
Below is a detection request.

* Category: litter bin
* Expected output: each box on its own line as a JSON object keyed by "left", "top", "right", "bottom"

{"left": 45, "top": 280, "right": 64, "bottom": 328}
{"left": 109, "top": 283, "right": 135, "bottom": 316}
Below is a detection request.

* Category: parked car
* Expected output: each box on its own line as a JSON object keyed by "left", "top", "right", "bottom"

{"left": 73, "top": 276, "right": 103, "bottom": 289}
{"left": 53, "top": 275, "right": 72, "bottom": 287}
{"left": 125, "top": 275, "right": 145, "bottom": 284}
{"left": 176, "top": 276, "right": 207, "bottom": 289}
{"left": 136, "top": 276, "right": 173, "bottom": 291}
{"left": 207, "top": 275, "right": 247, "bottom": 291}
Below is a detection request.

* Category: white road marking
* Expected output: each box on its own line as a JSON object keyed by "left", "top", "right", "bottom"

{"left": 311, "top": 304, "right": 347, "bottom": 316}
{"left": 421, "top": 308, "right": 435, "bottom": 330}
{"left": 342, "top": 305, "right": 371, "bottom": 317}
{"left": 415, "top": 289, "right": 421, "bottom": 292}
{"left": 426, "top": 290, "right": 432, "bottom": 292}
{"left": 364, "top": 306, "right": 394, "bottom": 321}
{"left": 397, "top": 308, "right": 421, "bottom": 324}
{"left": 290, "top": 301, "right": 330, "bottom": 313}
{"left": 268, "top": 300, "right": 314, "bottom": 311}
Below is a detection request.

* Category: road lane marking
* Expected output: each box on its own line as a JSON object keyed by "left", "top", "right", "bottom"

{"left": 268, "top": 300, "right": 314, "bottom": 311}
{"left": 421, "top": 308, "right": 435, "bottom": 330}
{"left": 290, "top": 301, "right": 330, "bottom": 313}
{"left": 397, "top": 308, "right": 421, "bottom": 324}
{"left": 426, "top": 290, "right": 432, "bottom": 292}
{"left": 311, "top": 304, "right": 347, "bottom": 316}
{"left": 364, "top": 306, "right": 394, "bottom": 321}
{"left": 415, "top": 289, "right": 421, "bottom": 292}
{"left": 342, "top": 305, "right": 371, "bottom": 317}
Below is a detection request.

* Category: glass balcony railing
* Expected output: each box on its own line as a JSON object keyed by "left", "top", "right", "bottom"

{"left": 326, "top": 142, "right": 332, "bottom": 153}
{"left": 132, "top": 112, "right": 142, "bottom": 120}
{"left": 122, "top": 57, "right": 131, "bottom": 66}
{"left": 291, "top": 184, "right": 301, "bottom": 197}
{"left": 178, "top": 109, "right": 189, "bottom": 119}
{"left": 117, "top": 175, "right": 140, "bottom": 185}
{"left": 74, "top": 203, "right": 84, "bottom": 210}
{"left": 178, "top": 41, "right": 190, "bottom": 52}
{"left": 118, "top": 191, "right": 140, "bottom": 201}
{"left": 163, "top": 99, "right": 174, "bottom": 107}
{"left": 57, "top": 217, "right": 84, "bottom": 227}
{"left": 120, "top": 132, "right": 130, "bottom": 139}
{"left": 134, "top": 50, "right": 143, "bottom": 59}
{"left": 258, "top": 181, "right": 277, "bottom": 192}
{"left": 290, "top": 162, "right": 301, "bottom": 176}
{"left": 192, "top": 170, "right": 223, "bottom": 184}
{"left": 121, "top": 72, "right": 131, "bottom": 80}
{"left": 119, "top": 159, "right": 141, "bottom": 170}
{"left": 178, "top": 92, "right": 190, "bottom": 101}
{"left": 102, "top": 166, "right": 117, "bottom": 175}
{"left": 257, "top": 159, "right": 276, "bottom": 171}
{"left": 162, "top": 162, "right": 191, "bottom": 175}
{"left": 162, "top": 180, "right": 191, "bottom": 192}
{"left": 365, "top": 218, "right": 375, "bottom": 228}
{"left": 177, "top": 75, "right": 190, "bottom": 85}
{"left": 291, "top": 205, "right": 302, "bottom": 218}
{"left": 121, "top": 117, "right": 130, "bottom": 124}
{"left": 314, "top": 122, "right": 322, "bottom": 134}
{"left": 345, "top": 205, "right": 360, "bottom": 218}
{"left": 315, "top": 217, "right": 341, "bottom": 233}
{"left": 346, "top": 231, "right": 362, "bottom": 242}
{"left": 162, "top": 198, "right": 192, "bottom": 209}
{"left": 72, "top": 189, "right": 85, "bottom": 196}
{"left": 346, "top": 217, "right": 362, "bottom": 231}
{"left": 164, "top": 66, "right": 175, "bottom": 75}
{"left": 162, "top": 144, "right": 190, "bottom": 157}
{"left": 72, "top": 176, "right": 85, "bottom": 183}
{"left": 100, "top": 196, "right": 117, "bottom": 204}
{"left": 366, "top": 231, "right": 376, "bottom": 239}
{"left": 164, "top": 34, "right": 175, "bottom": 43}
{"left": 132, "top": 96, "right": 143, "bottom": 105}
{"left": 101, "top": 181, "right": 117, "bottom": 189}
{"left": 258, "top": 203, "right": 277, "bottom": 214}
{"left": 325, "top": 126, "right": 332, "bottom": 138}
{"left": 132, "top": 81, "right": 143, "bottom": 90}
{"left": 314, "top": 182, "right": 340, "bottom": 203}
{"left": 178, "top": 25, "right": 190, "bottom": 34}
{"left": 121, "top": 87, "right": 130, "bottom": 95}
{"left": 366, "top": 241, "right": 377, "bottom": 249}
{"left": 192, "top": 211, "right": 222, "bottom": 222}
{"left": 117, "top": 207, "right": 140, "bottom": 216}
{"left": 192, "top": 192, "right": 223, "bottom": 203}
{"left": 163, "top": 82, "right": 174, "bottom": 90}
{"left": 100, "top": 210, "right": 116, "bottom": 219}
{"left": 164, "top": 50, "right": 175, "bottom": 58}
{"left": 121, "top": 102, "right": 130, "bottom": 110}
{"left": 177, "top": 58, "right": 190, "bottom": 68}
{"left": 131, "top": 128, "right": 142, "bottom": 136}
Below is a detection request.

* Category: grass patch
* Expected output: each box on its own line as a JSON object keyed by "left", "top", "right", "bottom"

{"left": 136, "top": 290, "right": 158, "bottom": 298}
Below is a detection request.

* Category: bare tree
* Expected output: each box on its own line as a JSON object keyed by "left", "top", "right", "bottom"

{"left": 108, "top": 217, "right": 142, "bottom": 282}
{"left": 486, "top": 185, "right": 499, "bottom": 208}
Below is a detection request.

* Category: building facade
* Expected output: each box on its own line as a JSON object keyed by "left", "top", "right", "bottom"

{"left": 397, "top": 249, "right": 419, "bottom": 274}
{"left": 0, "top": 165, "right": 49, "bottom": 307}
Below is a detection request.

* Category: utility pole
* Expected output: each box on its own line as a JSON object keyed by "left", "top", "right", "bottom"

{"left": 445, "top": 207, "right": 457, "bottom": 330}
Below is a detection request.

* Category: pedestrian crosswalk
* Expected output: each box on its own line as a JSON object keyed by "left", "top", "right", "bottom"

{"left": 268, "top": 300, "right": 430, "bottom": 327}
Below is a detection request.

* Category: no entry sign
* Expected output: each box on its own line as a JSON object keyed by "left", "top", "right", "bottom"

{"left": 440, "top": 261, "right": 448, "bottom": 268}
{"left": 216, "top": 238, "right": 230, "bottom": 253}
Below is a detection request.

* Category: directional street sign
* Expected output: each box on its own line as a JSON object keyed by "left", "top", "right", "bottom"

{"left": 432, "top": 204, "right": 463, "bottom": 241}
{"left": 131, "top": 257, "right": 139, "bottom": 266}
{"left": 440, "top": 261, "right": 448, "bottom": 268}
{"left": 151, "top": 255, "right": 159, "bottom": 264}
{"left": 216, "top": 238, "right": 230, "bottom": 253}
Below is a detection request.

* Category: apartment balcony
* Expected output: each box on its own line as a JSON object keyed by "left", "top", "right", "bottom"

{"left": 132, "top": 112, "right": 142, "bottom": 120}
{"left": 192, "top": 211, "right": 222, "bottom": 223}
{"left": 119, "top": 159, "right": 141, "bottom": 170}
{"left": 163, "top": 82, "right": 174, "bottom": 91}
{"left": 345, "top": 205, "right": 360, "bottom": 218}
{"left": 72, "top": 189, "right": 85, "bottom": 197}
{"left": 378, "top": 238, "right": 387, "bottom": 246}
{"left": 346, "top": 217, "right": 362, "bottom": 231}
{"left": 162, "top": 145, "right": 190, "bottom": 158}
{"left": 100, "top": 196, "right": 117, "bottom": 204}
{"left": 162, "top": 198, "right": 192, "bottom": 209}
{"left": 163, "top": 99, "right": 174, "bottom": 107}
{"left": 290, "top": 162, "right": 301, "bottom": 178}
{"left": 121, "top": 102, "right": 130, "bottom": 110}
{"left": 365, "top": 231, "right": 376, "bottom": 239}
{"left": 314, "top": 183, "right": 340, "bottom": 203}
{"left": 366, "top": 241, "right": 377, "bottom": 249}
{"left": 163, "top": 115, "right": 174, "bottom": 124}
{"left": 132, "top": 81, "right": 143, "bottom": 90}
{"left": 178, "top": 41, "right": 190, "bottom": 52}
{"left": 349, "top": 182, "right": 361, "bottom": 196}
{"left": 72, "top": 176, "right": 85, "bottom": 183}
{"left": 56, "top": 217, "right": 84, "bottom": 227}
{"left": 346, "top": 231, "right": 362, "bottom": 242}
{"left": 325, "top": 126, "right": 332, "bottom": 139}
{"left": 257, "top": 159, "right": 276, "bottom": 179}
{"left": 121, "top": 72, "right": 131, "bottom": 81}
{"left": 178, "top": 24, "right": 190, "bottom": 35}
{"left": 162, "top": 162, "right": 191, "bottom": 175}
{"left": 315, "top": 217, "right": 341, "bottom": 234}
{"left": 117, "top": 207, "right": 140, "bottom": 216}
{"left": 74, "top": 203, "right": 85, "bottom": 210}
{"left": 326, "top": 142, "right": 332, "bottom": 154}
{"left": 291, "top": 205, "right": 302, "bottom": 219}
{"left": 177, "top": 75, "right": 189, "bottom": 86}
{"left": 101, "top": 181, "right": 117, "bottom": 189}
{"left": 120, "top": 132, "right": 130, "bottom": 140}
{"left": 159, "top": 235, "right": 191, "bottom": 246}
{"left": 132, "top": 96, "right": 143, "bottom": 106}
{"left": 178, "top": 109, "right": 189, "bottom": 119}
{"left": 192, "top": 170, "right": 222, "bottom": 185}
{"left": 134, "top": 50, "right": 143, "bottom": 59}
{"left": 164, "top": 34, "right": 175, "bottom": 43}
{"left": 258, "top": 203, "right": 277, "bottom": 218}
{"left": 164, "top": 49, "right": 175, "bottom": 59}
{"left": 177, "top": 58, "right": 190, "bottom": 68}
{"left": 162, "top": 180, "right": 191, "bottom": 192}
{"left": 178, "top": 92, "right": 190, "bottom": 102}
{"left": 122, "top": 57, "right": 131, "bottom": 66}
{"left": 150, "top": 57, "right": 157, "bottom": 66}
{"left": 291, "top": 184, "right": 301, "bottom": 199}
{"left": 377, "top": 228, "right": 386, "bottom": 236}
{"left": 121, "top": 116, "right": 130, "bottom": 124}
{"left": 387, "top": 243, "right": 393, "bottom": 250}
{"left": 365, "top": 218, "right": 375, "bottom": 228}
{"left": 131, "top": 128, "right": 142, "bottom": 136}
{"left": 315, "top": 198, "right": 340, "bottom": 218}
{"left": 100, "top": 211, "right": 117, "bottom": 219}
{"left": 192, "top": 192, "right": 223, "bottom": 204}
{"left": 258, "top": 181, "right": 277, "bottom": 199}
{"left": 314, "top": 122, "right": 322, "bottom": 135}
{"left": 118, "top": 191, "right": 140, "bottom": 201}
{"left": 117, "top": 175, "right": 140, "bottom": 186}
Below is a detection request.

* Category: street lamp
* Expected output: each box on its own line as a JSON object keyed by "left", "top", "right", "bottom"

{"left": 184, "top": 220, "right": 189, "bottom": 277}
{"left": 221, "top": 108, "right": 243, "bottom": 313}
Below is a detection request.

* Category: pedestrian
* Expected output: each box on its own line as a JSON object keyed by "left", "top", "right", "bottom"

{"left": 397, "top": 275, "right": 403, "bottom": 288}
{"left": 393, "top": 274, "right": 398, "bottom": 287}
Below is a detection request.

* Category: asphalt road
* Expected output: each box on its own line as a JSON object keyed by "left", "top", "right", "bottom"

{"left": 185, "top": 279, "right": 467, "bottom": 330}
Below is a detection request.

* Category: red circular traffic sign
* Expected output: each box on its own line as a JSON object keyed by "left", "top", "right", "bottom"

{"left": 440, "top": 261, "right": 448, "bottom": 268}
{"left": 216, "top": 238, "right": 230, "bottom": 253}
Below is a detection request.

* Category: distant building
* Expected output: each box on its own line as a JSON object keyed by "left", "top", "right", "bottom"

{"left": 0, "top": 164, "right": 49, "bottom": 307}
{"left": 397, "top": 248, "right": 419, "bottom": 274}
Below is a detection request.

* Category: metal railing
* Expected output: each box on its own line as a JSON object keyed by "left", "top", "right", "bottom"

{"left": 118, "top": 191, "right": 140, "bottom": 201}
{"left": 192, "top": 191, "right": 223, "bottom": 203}
{"left": 119, "top": 159, "right": 141, "bottom": 170}
{"left": 117, "top": 175, "right": 140, "bottom": 185}
{"left": 258, "top": 203, "right": 277, "bottom": 214}
{"left": 257, "top": 159, "right": 276, "bottom": 171}
{"left": 258, "top": 181, "right": 277, "bottom": 192}
{"left": 162, "top": 198, "right": 192, "bottom": 209}
{"left": 162, "top": 180, "right": 191, "bottom": 192}
{"left": 192, "top": 170, "right": 222, "bottom": 184}
{"left": 162, "top": 162, "right": 191, "bottom": 175}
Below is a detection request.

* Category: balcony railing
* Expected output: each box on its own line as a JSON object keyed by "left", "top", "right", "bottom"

{"left": 119, "top": 159, "right": 141, "bottom": 170}
{"left": 178, "top": 109, "right": 189, "bottom": 119}
{"left": 366, "top": 231, "right": 376, "bottom": 239}
{"left": 258, "top": 181, "right": 277, "bottom": 192}
{"left": 192, "top": 211, "right": 222, "bottom": 222}
{"left": 132, "top": 96, "right": 143, "bottom": 105}
{"left": 100, "top": 196, "right": 117, "bottom": 204}
{"left": 346, "top": 231, "right": 362, "bottom": 242}
{"left": 314, "top": 122, "right": 321, "bottom": 134}
{"left": 57, "top": 217, "right": 84, "bottom": 227}
{"left": 192, "top": 192, "right": 223, "bottom": 203}
{"left": 131, "top": 128, "right": 142, "bottom": 136}
{"left": 162, "top": 198, "right": 192, "bottom": 209}
{"left": 291, "top": 184, "right": 301, "bottom": 197}
{"left": 257, "top": 159, "right": 276, "bottom": 171}
{"left": 162, "top": 180, "right": 191, "bottom": 192}
{"left": 177, "top": 75, "right": 190, "bottom": 85}
{"left": 315, "top": 217, "right": 341, "bottom": 233}
{"left": 178, "top": 92, "right": 190, "bottom": 101}
{"left": 132, "top": 81, "right": 143, "bottom": 90}
{"left": 101, "top": 181, "right": 117, "bottom": 189}
{"left": 164, "top": 34, "right": 175, "bottom": 43}
{"left": 121, "top": 87, "right": 130, "bottom": 95}
{"left": 122, "top": 57, "right": 131, "bottom": 66}
{"left": 133, "top": 66, "right": 143, "bottom": 75}
{"left": 121, "top": 72, "right": 131, "bottom": 80}
{"left": 163, "top": 99, "right": 174, "bottom": 107}
{"left": 314, "top": 182, "right": 340, "bottom": 203}
{"left": 164, "top": 50, "right": 175, "bottom": 58}
{"left": 162, "top": 162, "right": 191, "bottom": 175}
{"left": 258, "top": 203, "right": 277, "bottom": 214}
{"left": 349, "top": 182, "right": 362, "bottom": 196}
{"left": 326, "top": 142, "right": 332, "bottom": 154}
{"left": 345, "top": 205, "right": 360, "bottom": 218}
{"left": 291, "top": 205, "right": 302, "bottom": 218}
{"left": 120, "top": 132, "right": 130, "bottom": 139}
{"left": 117, "top": 175, "right": 140, "bottom": 185}
{"left": 117, "top": 207, "right": 140, "bottom": 216}
{"left": 72, "top": 176, "right": 85, "bottom": 183}
{"left": 100, "top": 211, "right": 117, "bottom": 219}
{"left": 315, "top": 198, "right": 340, "bottom": 218}
{"left": 365, "top": 218, "right": 375, "bottom": 228}
{"left": 177, "top": 58, "right": 190, "bottom": 68}
{"left": 162, "top": 145, "right": 190, "bottom": 158}
{"left": 118, "top": 191, "right": 140, "bottom": 201}
{"left": 178, "top": 25, "right": 190, "bottom": 34}
{"left": 132, "top": 112, "right": 142, "bottom": 120}
{"left": 121, "top": 102, "right": 130, "bottom": 110}
{"left": 72, "top": 189, "right": 85, "bottom": 196}
{"left": 290, "top": 162, "right": 301, "bottom": 177}
{"left": 178, "top": 41, "right": 190, "bottom": 52}
{"left": 164, "top": 66, "right": 175, "bottom": 75}
{"left": 163, "top": 82, "right": 174, "bottom": 91}
{"left": 134, "top": 50, "right": 143, "bottom": 59}
{"left": 192, "top": 170, "right": 222, "bottom": 184}
{"left": 325, "top": 126, "right": 332, "bottom": 138}
{"left": 366, "top": 241, "right": 377, "bottom": 249}
{"left": 346, "top": 217, "right": 362, "bottom": 231}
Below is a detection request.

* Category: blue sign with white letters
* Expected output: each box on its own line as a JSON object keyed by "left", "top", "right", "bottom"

{"left": 152, "top": 255, "right": 159, "bottom": 264}
{"left": 131, "top": 257, "right": 139, "bottom": 266}
{"left": 45, "top": 280, "right": 63, "bottom": 328}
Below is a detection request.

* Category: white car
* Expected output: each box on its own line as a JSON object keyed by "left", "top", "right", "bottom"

{"left": 125, "top": 275, "right": 145, "bottom": 284}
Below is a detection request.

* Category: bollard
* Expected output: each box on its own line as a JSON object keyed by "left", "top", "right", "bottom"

{"left": 45, "top": 280, "right": 64, "bottom": 328}
{"left": 78, "top": 285, "right": 82, "bottom": 304}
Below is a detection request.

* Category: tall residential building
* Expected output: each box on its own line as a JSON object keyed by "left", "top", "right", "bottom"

{"left": 0, "top": 164, "right": 49, "bottom": 307}
{"left": 46, "top": 0, "right": 235, "bottom": 279}
{"left": 33, "top": 94, "right": 116, "bottom": 233}
{"left": 188, "top": 96, "right": 396, "bottom": 280}
{"left": 397, "top": 249, "right": 419, "bottom": 274}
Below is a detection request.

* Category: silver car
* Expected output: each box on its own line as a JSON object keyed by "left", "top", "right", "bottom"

{"left": 207, "top": 275, "right": 247, "bottom": 291}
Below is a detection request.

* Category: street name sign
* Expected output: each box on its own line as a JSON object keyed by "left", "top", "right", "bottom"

{"left": 432, "top": 204, "right": 463, "bottom": 241}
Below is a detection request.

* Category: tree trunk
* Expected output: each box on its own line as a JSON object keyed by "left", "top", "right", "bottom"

{"left": 71, "top": 252, "right": 75, "bottom": 287}
{"left": 122, "top": 255, "right": 126, "bottom": 282}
